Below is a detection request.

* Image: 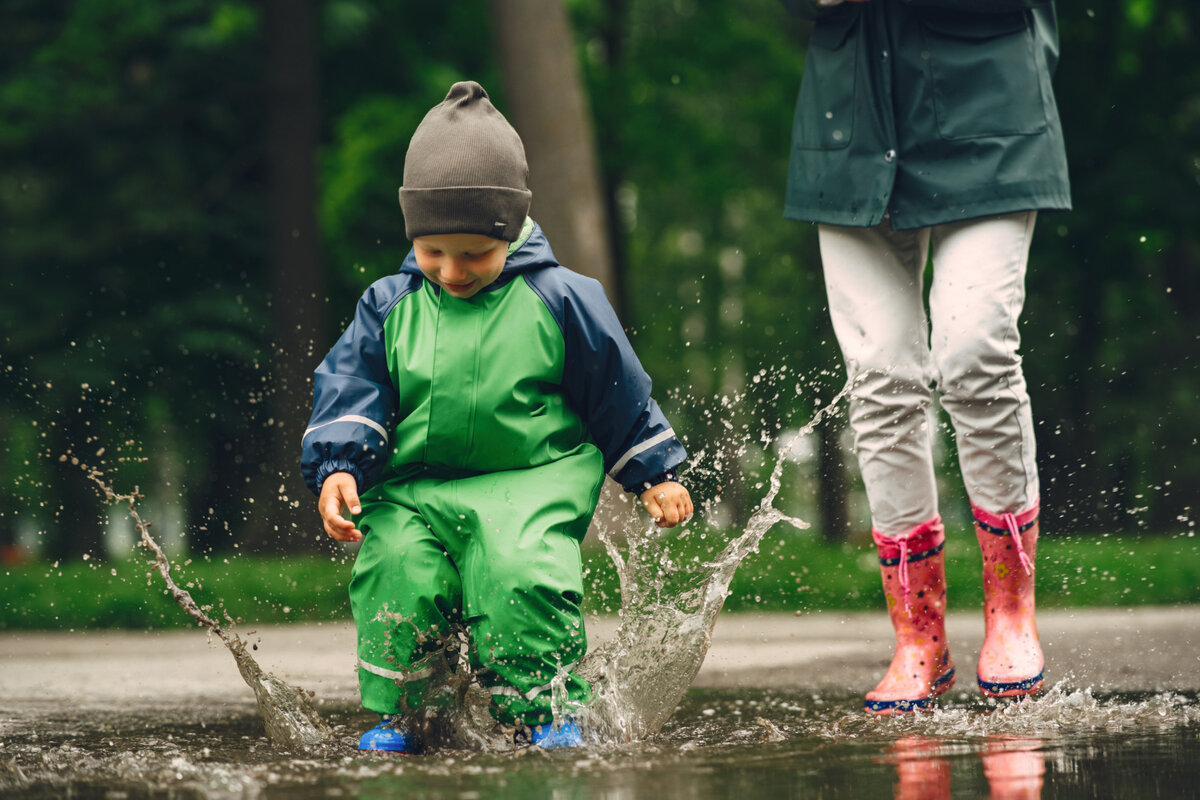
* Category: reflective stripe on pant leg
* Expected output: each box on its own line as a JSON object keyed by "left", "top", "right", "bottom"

{"left": 350, "top": 483, "right": 464, "bottom": 715}
{"left": 485, "top": 658, "right": 580, "bottom": 703}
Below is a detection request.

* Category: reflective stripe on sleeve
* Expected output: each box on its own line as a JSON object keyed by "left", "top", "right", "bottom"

{"left": 608, "top": 428, "right": 676, "bottom": 479}
{"left": 303, "top": 414, "right": 389, "bottom": 444}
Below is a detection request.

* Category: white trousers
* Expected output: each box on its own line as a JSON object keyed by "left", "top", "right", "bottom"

{"left": 819, "top": 212, "right": 1040, "bottom": 535}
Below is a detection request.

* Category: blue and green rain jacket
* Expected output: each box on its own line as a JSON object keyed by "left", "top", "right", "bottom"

{"left": 301, "top": 220, "right": 686, "bottom": 500}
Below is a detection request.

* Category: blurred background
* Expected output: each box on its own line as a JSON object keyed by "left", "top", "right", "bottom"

{"left": 1, "top": 0, "right": 1196, "bottom": 578}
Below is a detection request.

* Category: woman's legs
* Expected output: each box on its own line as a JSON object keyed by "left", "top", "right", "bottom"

{"left": 929, "top": 211, "right": 1044, "bottom": 695}
{"left": 820, "top": 221, "right": 954, "bottom": 710}
{"left": 819, "top": 220, "right": 938, "bottom": 533}
{"left": 822, "top": 212, "right": 1045, "bottom": 706}
{"left": 928, "top": 211, "right": 1039, "bottom": 514}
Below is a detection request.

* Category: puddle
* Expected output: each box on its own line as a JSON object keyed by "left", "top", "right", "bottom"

{"left": 3, "top": 687, "right": 1198, "bottom": 798}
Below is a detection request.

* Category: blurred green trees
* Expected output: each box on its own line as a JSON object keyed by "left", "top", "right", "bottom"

{"left": 1022, "top": 1, "right": 1200, "bottom": 532}
{"left": 1, "top": 0, "right": 1196, "bottom": 561}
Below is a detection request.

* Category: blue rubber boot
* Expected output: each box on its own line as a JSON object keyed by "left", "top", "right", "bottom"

{"left": 529, "top": 719, "right": 585, "bottom": 750}
{"left": 359, "top": 716, "right": 415, "bottom": 753}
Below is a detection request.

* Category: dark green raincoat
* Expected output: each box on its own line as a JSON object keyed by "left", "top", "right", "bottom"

{"left": 781, "top": 0, "right": 1071, "bottom": 229}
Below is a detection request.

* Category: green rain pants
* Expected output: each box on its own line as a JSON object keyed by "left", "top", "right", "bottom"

{"left": 349, "top": 447, "right": 604, "bottom": 726}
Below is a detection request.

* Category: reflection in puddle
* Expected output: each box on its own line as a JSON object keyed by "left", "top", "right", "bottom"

{"left": 882, "top": 736, "right": 1045, "bottom": 800}
{"left": 982, "top": 739, "right": 1045, "bottom": 800}
{"left": 3, "top": 688, "right": 1197, "bottom": 799}
{"left": 883, "top": 737, "right": 955, "bottom": 800}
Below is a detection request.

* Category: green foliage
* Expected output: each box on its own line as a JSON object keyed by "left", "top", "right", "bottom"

{"left": 0, "top": 0, "right": 273, "bottom": 556}
{"left": 571, "top": 0, "right": 847, "bottom": 519}
{"left": 1025, "top": 1, "right": 1200, "bottom": 532}
{"left": 1, "top": 0, "right": 1198, "bottom": 562}
{"left": 322, "top": 94, "right": 424, "bottom": 279}
{"left": 582, "top": 527, "right": 1200, "bottom": 616}
{"left": 1, "top": 553, "right": 353, "bottom": 630}
{"left": 319, "top": 0, "right": 497, "bottom": 294}
{"left": 4, "top": 530, "right": 1197, "bottom": 631}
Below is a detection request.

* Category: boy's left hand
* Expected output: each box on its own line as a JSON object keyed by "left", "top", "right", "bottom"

{"left": 640, "top": 481, "right": 693, "bottom": 528}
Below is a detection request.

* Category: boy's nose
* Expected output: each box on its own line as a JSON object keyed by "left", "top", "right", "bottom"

{"left": 440, "top": 258, "right": 468, "bottom": 281}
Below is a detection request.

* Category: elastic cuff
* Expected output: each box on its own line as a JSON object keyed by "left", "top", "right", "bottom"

{"left": 315, "top": 460, "right": 364, "bottom": 495}
{"left": 872, "top": 516, "right": 946, "bottom": 561}
{"left": 971, "top": 497, "right": 1039, "bottom": 533}
{"left": 623, "top": 469, "right": 679, "bottom": 494}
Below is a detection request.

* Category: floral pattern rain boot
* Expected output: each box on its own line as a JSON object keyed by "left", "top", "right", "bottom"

{"left": 865, "top": 517, "right": 956, "bottom": 714}
{"left": 973, "top": 501, "right": 1044, "bottom": 697}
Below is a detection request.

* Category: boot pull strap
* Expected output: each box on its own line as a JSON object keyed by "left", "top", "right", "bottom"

{"left": 873, "top": 517, "right": 945, "bottom": 618}
{"left": 974, "top": 501, "right": 1039, "bottom": 576}
{"left": 896, "top": 538, "right": 911, "bottom": 616}
{"left": 1002, "top": 512, "right": 1036, "bottom": 576}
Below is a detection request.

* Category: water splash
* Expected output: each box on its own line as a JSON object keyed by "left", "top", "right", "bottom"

{"left": 75, "top": 379, "right": 849, "bottom": 751}
{"left": 818, "top": 681, "right": 1200, "bottom": 741}
{"left": 89, "top": 471, "right": 334, "bottom": 748}
{"left": 324, "top": 385, "right": 851, "bottom": 749}
{"left": 575, "top": 384, "right": 852, "bottom": 742}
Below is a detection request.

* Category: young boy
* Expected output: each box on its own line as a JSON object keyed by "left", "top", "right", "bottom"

{"left": 301, "top": 81, "right": 692, "bottom": 752}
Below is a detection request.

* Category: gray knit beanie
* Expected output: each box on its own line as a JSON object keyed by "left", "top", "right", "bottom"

{"left": 399, "top": 81, "right": 531, "bottom": 242}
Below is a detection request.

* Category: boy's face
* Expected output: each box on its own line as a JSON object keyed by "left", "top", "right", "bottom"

{"left": 413, "top": 233, "right": 508, "bottom": 299}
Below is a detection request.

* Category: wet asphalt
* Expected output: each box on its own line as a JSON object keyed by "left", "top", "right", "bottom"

{"left": 1, "top": 606, "right": 1196, "bottom": 719}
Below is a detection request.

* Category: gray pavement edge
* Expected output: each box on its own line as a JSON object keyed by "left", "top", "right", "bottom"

{"left": 1, "top": 607, "right": 1196, "bottom": 718}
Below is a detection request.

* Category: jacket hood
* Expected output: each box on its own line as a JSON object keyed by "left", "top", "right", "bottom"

{"left": 397, "top": 219, "right": 560, "bottom": 281}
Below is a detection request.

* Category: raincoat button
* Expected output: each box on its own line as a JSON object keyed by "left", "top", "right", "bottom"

{"left": 884, "top": 149, "right": 896, "bottom": 163}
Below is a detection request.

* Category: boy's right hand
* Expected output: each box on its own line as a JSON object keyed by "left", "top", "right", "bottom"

{"left": 318, "top": 472, "right": 363, "bottom": 542}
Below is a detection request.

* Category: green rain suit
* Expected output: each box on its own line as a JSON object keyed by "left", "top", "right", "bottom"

{"left": 301, "top": 220, "right": 686, "bottom": 725}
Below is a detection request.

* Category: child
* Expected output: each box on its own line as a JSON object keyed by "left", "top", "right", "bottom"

{"left": 301, "top": 81, "right": 693, "bottom": 752}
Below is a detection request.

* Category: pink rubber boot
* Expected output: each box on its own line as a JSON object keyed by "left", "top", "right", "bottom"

{"left": 973, "top": 501, "right": 1044, "bottom": 697}
{"left": 864, "top": 517, "right": 956, "bottom": 714}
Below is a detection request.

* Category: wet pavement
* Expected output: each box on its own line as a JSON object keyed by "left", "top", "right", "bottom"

{"left": 2, "top": 607, "right": 1199, "bottom": 799}
{"left": 3, "top": 606, "right": 1196, "bottom": 713}
{"left": 696, "top": 605, "right": 1200, "bottom": 694}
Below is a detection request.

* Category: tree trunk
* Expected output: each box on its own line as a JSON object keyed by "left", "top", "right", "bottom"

{"left": 595, "top": 0, "right": 630, "bottom": 315}
{"left": 488, "top": 0, "right": 631, "bottom": 540}
{"left": 263, "top": 0, "right": 325, "bottom": 552}
{"left": 487, "top": 0, "right": 618, "bottom": 305}
{"left": 817, "top": 411, "right": 850, "bottom": 542}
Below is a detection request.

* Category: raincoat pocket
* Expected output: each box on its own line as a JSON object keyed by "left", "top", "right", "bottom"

{"left": 918, "top": 10, "right": 1048, "bottom": 140}
{"left": 791, "top": 8, "right": 860, "bottom": 151}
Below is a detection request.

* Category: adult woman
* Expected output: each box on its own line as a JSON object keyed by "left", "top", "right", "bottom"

{"left": 780, "top": 0, "right": 1070, "bottom": 712}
